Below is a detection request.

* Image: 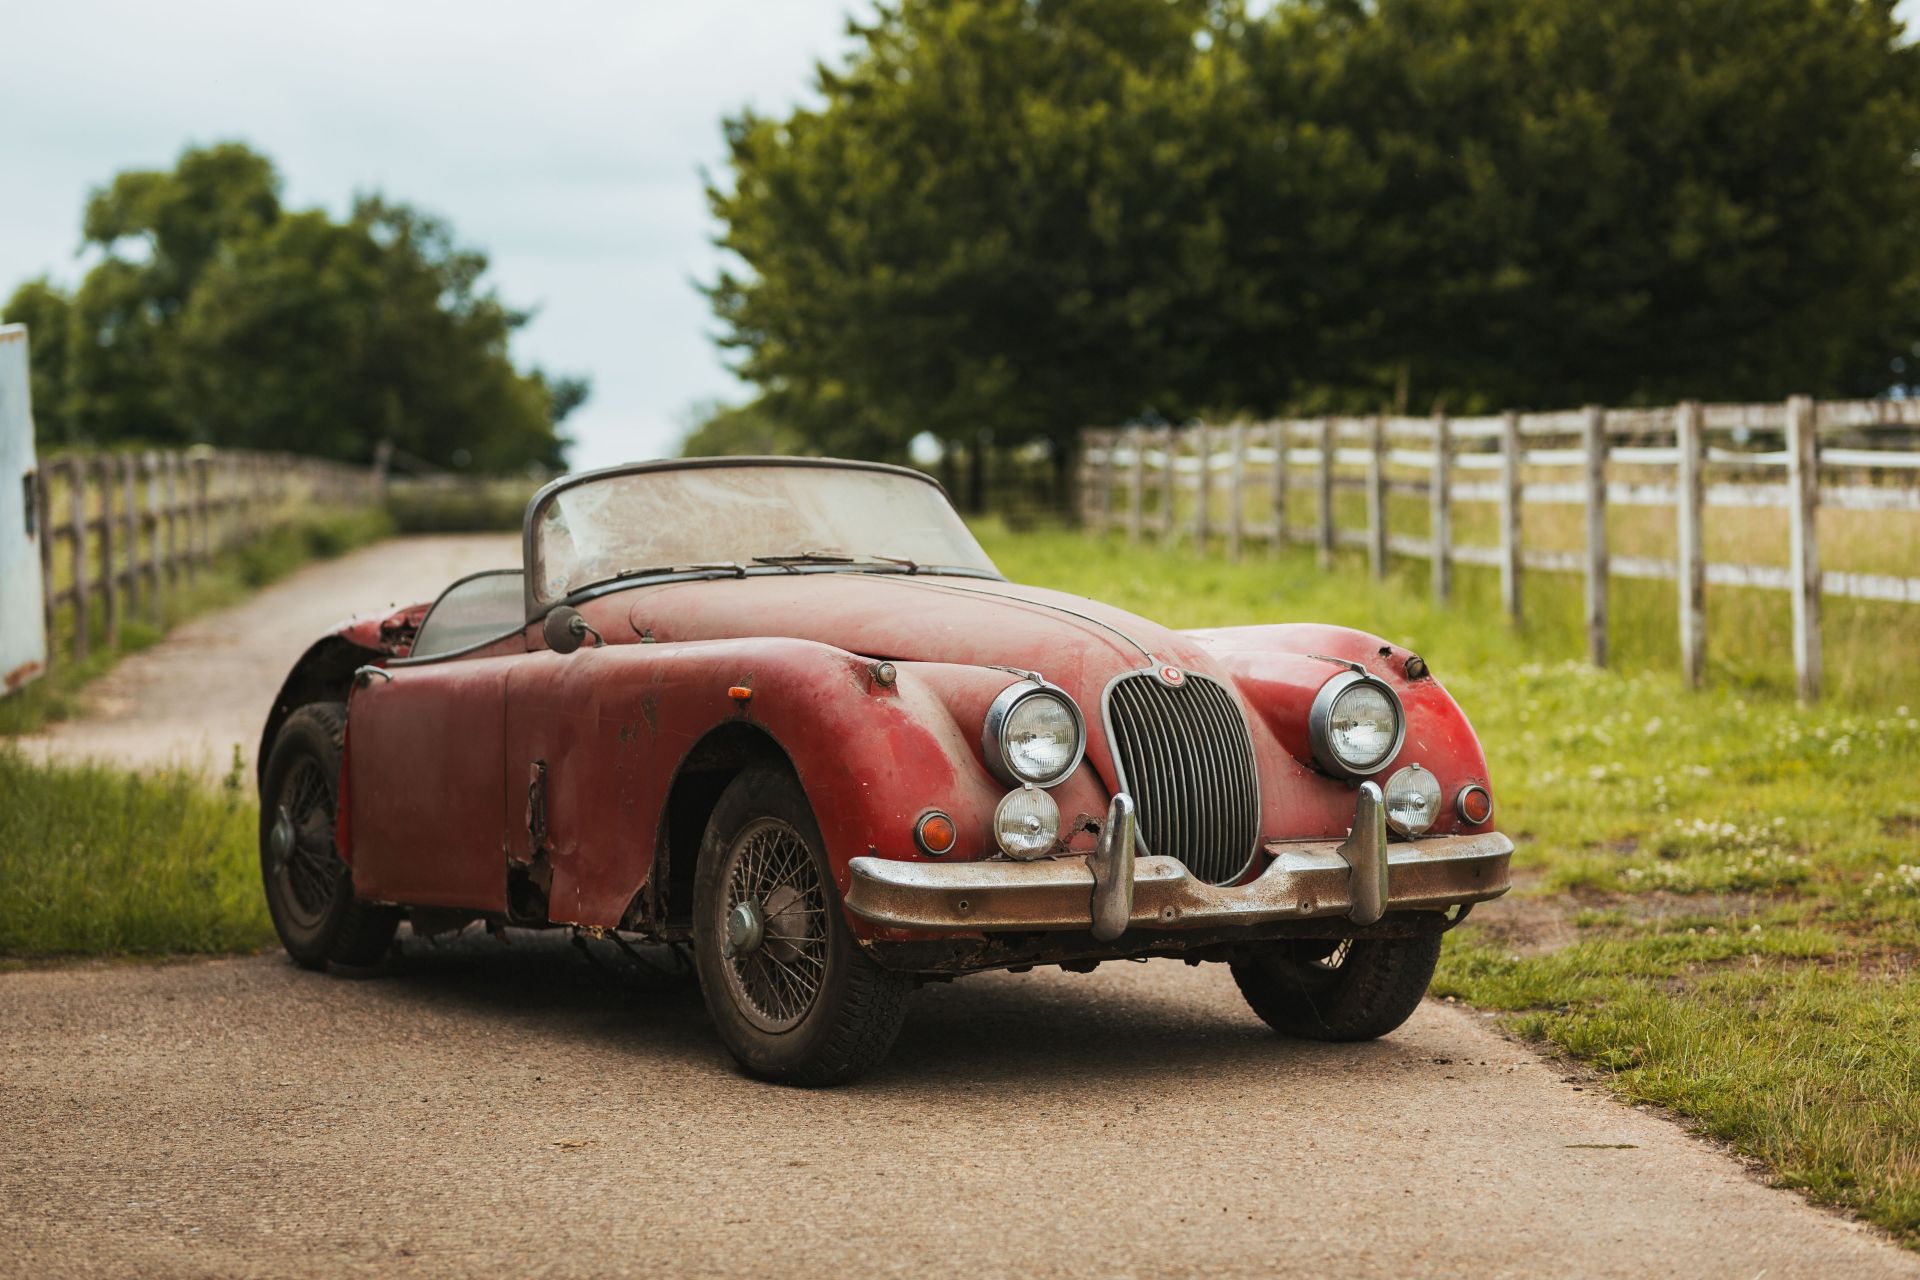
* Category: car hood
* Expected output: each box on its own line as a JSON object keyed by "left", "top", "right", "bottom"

{"left": 624, "top": 571, "right": 1212, "bottom": 693}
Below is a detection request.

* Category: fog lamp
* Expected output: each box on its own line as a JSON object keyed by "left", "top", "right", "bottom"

{"left": 993, "top": 785, "right": 1060, "bottom": 859}
{"left": 1384, "top": 763, "right": 1442, "bottom": 836}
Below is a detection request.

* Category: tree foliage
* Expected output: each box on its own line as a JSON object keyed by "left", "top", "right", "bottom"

{"left": 4, "top": 143, "right": 583, "bottom": 467}
{"left": 707, "top": 0, "right": 1920, "bottom": 461}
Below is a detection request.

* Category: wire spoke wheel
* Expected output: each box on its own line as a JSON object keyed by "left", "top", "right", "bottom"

{"left": 271, "top": 756, "right": 343, "bottom": 930}
{"left": 718, "top": 818, "right": 830, "bottom": 1034}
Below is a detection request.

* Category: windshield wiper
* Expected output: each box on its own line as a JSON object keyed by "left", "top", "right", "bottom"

{"left": 751, "top": 552, "right": 856, "bottom": 566}
{"left": 612, "top": 560, "right": 746, "bottom": 580}
{"left": 749, "top": 551, "right": 921, "bottom": 573}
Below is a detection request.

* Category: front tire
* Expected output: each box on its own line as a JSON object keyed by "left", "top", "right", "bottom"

{"left": 1230, "top": 934, "right": 1441, "bottom": 1042}
{"left": 691, "top": 763, "right": 911, "bottom": 1085}
{"left": 259, "top": 703, "right": 401, "bottom": 970}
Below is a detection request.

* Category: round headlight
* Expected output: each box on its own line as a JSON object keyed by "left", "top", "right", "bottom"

{"left": 1309, "top": 672, "right": 1405, "bottom": 778}
{"left": 983, "top": 683, "right": 1086, "bottom": 786}
{"left": 1384, "top": 763, "right": 1442, "bottom": 836}
{"left": 993, "top": 785, "right": 1060, "bottom": 859}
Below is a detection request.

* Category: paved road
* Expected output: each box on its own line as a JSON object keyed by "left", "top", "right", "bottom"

{"left": 2, "top": 934, "right": 1913, "bottom": 1279}
{"left": 6, "top": 534, "right": 1917, "bottom": 1276}
{"left": 20, "top": 533, "right": 518, "bottom": 774}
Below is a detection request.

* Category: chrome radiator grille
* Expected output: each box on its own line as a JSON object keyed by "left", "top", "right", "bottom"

{"left": 1103, "top": 671, "right": 1261, "bottom": 885}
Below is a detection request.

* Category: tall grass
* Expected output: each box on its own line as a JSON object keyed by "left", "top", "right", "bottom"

{"left": 0, "top": 749, "right": 272, "bottom": 956}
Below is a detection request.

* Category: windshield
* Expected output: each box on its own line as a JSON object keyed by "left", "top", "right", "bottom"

{"left": 528, "top": 462, "right": 999, "bottom": 605}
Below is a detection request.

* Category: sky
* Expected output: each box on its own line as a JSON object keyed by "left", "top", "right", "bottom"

{"left": 0, "top": 0, "right": 875, "bottom": 471}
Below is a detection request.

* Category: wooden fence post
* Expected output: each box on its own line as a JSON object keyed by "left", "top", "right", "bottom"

{"left": 1675, "top": 402, "right": 1706, "bottom": 688}
{"left": 1160, "top": 427, "right": 1178, "bottom": 546}
{"left": 1430, "top": 411, "right": 1452, "bottom": 604}
{"left": 1582, "top": 405, "right": 1609, "bottom": 667}
{"left": 1786, "top": 395, "right": 1822, "bottom": 702}
{"left": 141, "top": 452, "right": 163, "bottom": 627}
{"left": 1317, "top": 418, "right": 1336, "bottom": 571}
{"left": 1366, "top": 414, "right": 1388, "bottom": 581}
{"left": 1192, "top": 426, "right": 1212, "bottom": 548}
{"left": 1269, "top": 421, "right": 1288, "bottom": 554}
{"left": 121, "top": 454, "right": 138, "bottom": 625}
{"left": 96, "top": 456, "right": 119, "bottom": 651}
{"left": 35, "top": 466, "right": 55, "bottom": 672}
{"left": 1500, "top": 410, "right": 1523, "bottom": 623}
{"left": 163, "top": 453, "right": 181, "bottom": 593}
{"left": 69, "top": 460, "right": 90, "bottom": 661}
{"left": 1226, "top": 421, "right": 1246, "bottom": 561}
{"left": 1127, "top": 426, "right": 1145, "bottom": 542}
{"left": 1102, "top": 431, "right": 1120, "bottom": 534}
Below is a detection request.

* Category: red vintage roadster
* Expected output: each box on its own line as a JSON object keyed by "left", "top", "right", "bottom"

{"left": 259, "top": 458, "right": 1510, "bottom": 1083}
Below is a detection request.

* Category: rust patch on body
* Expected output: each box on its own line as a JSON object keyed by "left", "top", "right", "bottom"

{"left": 4, "top": 659, "right": 44, "bottom": 693}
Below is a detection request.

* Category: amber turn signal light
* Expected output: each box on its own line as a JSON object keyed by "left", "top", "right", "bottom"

{"left": 727, "top": 685, "right": 753, "bottom": 701}
{"left": 914, "top": 811, "right": 957, "bottom": 857}
{"left": 1456, "top": 783, "right": 1492, "bottom": 826}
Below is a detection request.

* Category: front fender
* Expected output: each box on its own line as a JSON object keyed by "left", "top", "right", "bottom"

{"left": 506, "top": 637, "right": 1108, "bottom": 931}
{"left": 1185, "top": 622, "right": 1495, "bottom": 839}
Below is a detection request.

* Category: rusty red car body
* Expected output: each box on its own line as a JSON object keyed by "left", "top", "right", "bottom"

{"left": 258, "top": 458, "right": 1511, "bottom": 1084}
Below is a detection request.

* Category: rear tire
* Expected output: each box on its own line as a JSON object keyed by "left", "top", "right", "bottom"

{"left": 1230, "top": 934, "right": 1441, "bottom": 1042}
{"left": 691, "top": 763, "right": 911, "bottom": 1085}
{"left": 259, "top": 702, "right": 401, "bottom": 971}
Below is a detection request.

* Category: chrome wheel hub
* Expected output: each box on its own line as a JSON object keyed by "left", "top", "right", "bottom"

{"left": 724, "top": 900, "right": 766, "bottom": 958}
{"left": 717, "top": 818, "right": 829, "bottom": 1033}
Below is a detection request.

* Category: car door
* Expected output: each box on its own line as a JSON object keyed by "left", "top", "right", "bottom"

{"left": 343, "top": 572, "right": 527, "bottom": 911}
{"left": 0, "top": 325, "right": 47, "bottom": 695}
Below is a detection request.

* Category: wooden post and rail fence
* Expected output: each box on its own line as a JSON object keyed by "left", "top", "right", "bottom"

{"left": 28, "top": 447, "right": 383, "bottom": 672}
{"left": 1079, "top": 397, "right": 1920, "bottom": 702}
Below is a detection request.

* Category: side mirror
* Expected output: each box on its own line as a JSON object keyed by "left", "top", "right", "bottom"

{"left": 542, "top": 605, "right": 601, "bottom": 654}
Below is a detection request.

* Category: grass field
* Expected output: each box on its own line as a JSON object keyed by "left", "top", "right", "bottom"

{"left": 978, "top": 520, "right": 1920, "bottom": 1244}
{"left": 0, "top": 748, "right": 272, "bottom": 957}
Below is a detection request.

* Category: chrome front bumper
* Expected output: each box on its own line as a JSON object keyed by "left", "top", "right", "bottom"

{"left": 845, "top": 783, "right": 1512, "bottom": 942}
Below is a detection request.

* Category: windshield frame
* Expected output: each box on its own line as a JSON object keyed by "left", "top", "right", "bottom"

{"left": 519, "top": 456, "right": 1002, "bottom": 619}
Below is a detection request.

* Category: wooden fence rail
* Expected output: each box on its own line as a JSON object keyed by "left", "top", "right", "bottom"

{"left": 1079, "top": 396, "right": 1920, "bottom": 702}
{"left": 30, "top": 447, "right": 381, "bottom": 672}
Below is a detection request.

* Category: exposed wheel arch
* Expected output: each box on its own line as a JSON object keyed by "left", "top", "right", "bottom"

{"left": 642, "top": 721, "right": 800, "bottom": 933}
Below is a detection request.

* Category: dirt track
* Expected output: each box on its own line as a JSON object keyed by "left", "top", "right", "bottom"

{"left": 5, "top": 536, "right": 1917, "bottom": 1276}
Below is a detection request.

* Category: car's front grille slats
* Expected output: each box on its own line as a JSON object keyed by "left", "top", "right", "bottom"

{"left": 1104, "top": 671, "right": 1261, "bottom": 886}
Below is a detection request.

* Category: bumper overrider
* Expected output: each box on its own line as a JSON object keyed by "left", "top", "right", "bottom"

{"left": 846, "top": 782, "right": 1512, "bottom": 942}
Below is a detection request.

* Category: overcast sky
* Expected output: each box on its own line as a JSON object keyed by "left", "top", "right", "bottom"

{"left": 5, "top": 1, "right": 1916, "bottom": 471}
{"left": 0, "top": 0, "right": 874, "bottom": 470}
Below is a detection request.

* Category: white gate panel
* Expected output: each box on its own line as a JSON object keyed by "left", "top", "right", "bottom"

{"left": 0, "top": 323, "right": 47, "bottom": 694}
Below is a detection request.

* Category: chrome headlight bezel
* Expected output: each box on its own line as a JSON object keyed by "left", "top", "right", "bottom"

{"left": 981, "top": 681, "right": 1086, "bottom": 788}
{"left": 1308, "top": 671, "right": 1406, "bottom": 779}
{"left": 1383, "top": 762, "right": 1442, "bottom": 836}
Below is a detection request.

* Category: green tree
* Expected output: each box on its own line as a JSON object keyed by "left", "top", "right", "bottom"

{"left": 1236, "top": 0, "right": 1920, "bottom": 408}
{"left": 708, "top": 0, "right": 1252, "bottom": 485}
{"left": 173, "top": 198, "right": 571, "bottom": 469}
{"left": 678, "top": 397, "right": 813, "bottom": 457}
{"left": 4, "top": 142, "right": 585, "bottom": 466}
